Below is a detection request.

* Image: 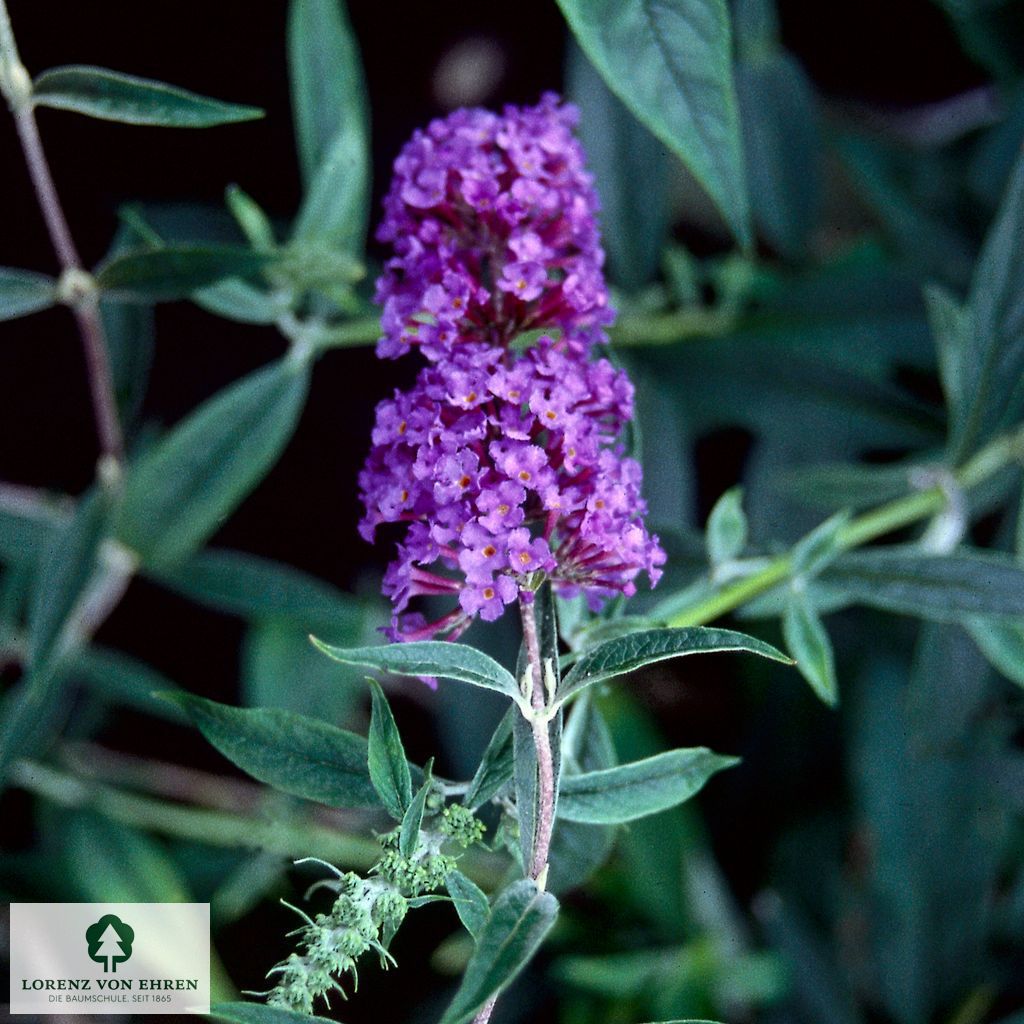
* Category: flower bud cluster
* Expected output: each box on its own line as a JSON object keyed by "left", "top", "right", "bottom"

{"left": 266, "top": 806, "right": 483, "bottom": 1012}
{"left": 362, "top": 94, "right": 664, "bottom": 641}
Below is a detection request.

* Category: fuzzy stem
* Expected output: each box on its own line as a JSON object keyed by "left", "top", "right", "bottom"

{"left": 0, "top": 0, "right": 124, "bottom": 476}
{"left": 667, "top": 422, "right": 1024, "bottom": 627}
{"left": 520, "top": 598, "right": 556, "bottom": 882}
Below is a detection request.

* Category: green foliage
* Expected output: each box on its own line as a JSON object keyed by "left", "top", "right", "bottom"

{"left": 705, "top": 487, "right": 748, "bottom": 566}
{"left": 168, "top": 694, "right": 386, "bottom": 808}
{"left": 558, "top": 748, "right": 738, "bottom": 824}
{"left": 32, "top": 65, "right": 263, "bottom": 126}
{"left": 114, "top": 360, "right": 309, "bottom": 568}
{"left": 210, "top": 1003, "right": 333, "bottom": 1024}
{"left": 446, "top": 869, "right": 490, "bottom": 940}
{"left": 367, "top": 680, "right": 414, "bottom": 820}
{"left": 95, "top": 245, "right": 270, "bottom": 301}
{"left": 782, "top": 588, "right": 838, "bottom": 705}
{"left": 0, "top": 267, "right": 56, "bottom": 320}
{"left": 312, "top": 638, "right": 524, "bottom": 704}
{"left": 558, "top": 626, "right": 791, "bottom": 700}
{"left": 439, "top": 879, "right": 559, "bottom": 1024}
{"left": 288, "top": 0, "right": 371, "bottom": 256}
{"left": 556, "top": 0, "right": 750, "bottom": 245}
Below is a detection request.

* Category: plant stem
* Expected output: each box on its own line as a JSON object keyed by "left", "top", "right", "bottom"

{"left": 667, "top": 422, "right": 1024, "bottom": 627}
{"left": 520, "top": 598, "right": 555, "bottom": 882}
{"left": 0, "top": 0, "right": 124, "bottom": 475}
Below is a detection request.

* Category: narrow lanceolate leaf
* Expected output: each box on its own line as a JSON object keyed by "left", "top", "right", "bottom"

{"left": 95, "top": 245, "right": 270, "bottom": 302}
{"left": 952, "top": 143, "right": 1024, "bottom": 456}
{"left": 558, "top": 747, "right": 738, "bottom": 824}
{"left": 446, "top": 869, "right": 490, "bottom": 940}
{"left": 706, "top": 486, "right": 747, "bottom": 565}
{"left": 783, "top": 589, "right": 838, "bottom": 706}
{"left": 463, "top": 708, "right": 515, "bottom": 810}
{"left": 439, "top": 880, "right": 559, "bottom": 1024}
{"left": 115, "top": 359, "right": 309, "bottom": 568}
{"left": 154, "top": 547, "right": 371, "bottom": 639}
{"left": 966, "top": 618, "right": 1024, "bottom": 688}
{"left": 27, "top": 489, "right": 109, "bottom": 675}
{"left": 33, "top": 66, "right": 262, "bottom": 127}
{"left": 193, "top": 279, "right": 279, "bottom": 325}
{"left": 824, "top": 548, "right": 1024, "bottom": 621}
{"left": 558, "top": 627, "right": 791, "bottom": 701}
{"left": 399, "top": 767, "right": 433, "bottom": 858}
{"left": 0, "top": 267, "right": 57, "bottom": 321}
{"left": 790, "top": 511, "right": 852, "bottom": 579}
{"left": 289, "top": 0, "right": 371, "bottom": 254}
{"left": 312, "top": 639, "right": 522, "bottom": 703}
{"left": 367, "top": 680, "right": 413, "bottom": 820}
{"left": 210, "top": 1002, "right": 334, "bottom": 1024}
{"left": 555, "top": 0, "right": 750, "bottom": 246}
{"left": 167, "top": 693, "right": 384, "bottom": 807}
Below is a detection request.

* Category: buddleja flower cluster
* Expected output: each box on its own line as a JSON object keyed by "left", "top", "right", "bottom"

{"left": 361, "top": 93, "right": 664, "bottom": 641}
{"left": 267, "top": 805, "right": 484, "bottom": 1013}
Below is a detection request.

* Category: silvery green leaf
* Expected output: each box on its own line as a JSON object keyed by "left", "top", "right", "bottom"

{"left": 399, "top": 766, "right": 432, "bottom": 857}
{"left": 463, "top": 708, "right": 515, "bottom": 810}
{"left": 96, "top": 245, "right": 270, "bottom": 302}
{"left": 0, "top": 267, "right": 57, "bottom": 321}
{"left": 706, "top": 486, "right": 748, "bottom": 566}
{"left": 33, "top": 65, "right": 262, "bottom": 127}
{"left": 558, "top": 627, "right": 791, "bottom": 701}
{"left": 783, "top": 588, "right": 838, "bottom": 706}
{"left": 438, "top": 879, "right": 559, "bottom": 1024}
{"left": 791, "top": 511, "right": 852, "bottom": 578}
{"left": 313, "top": 639, "right": 521, "bottom": 703}
{"left": 368, "top": 679, "right": 413, "bottom": 821}
{"left": 446, "top": 869, "right": 490, "bottom": 940}
{"left": 558, "top": 747, "right": 738, "bottom": 824}
{"left": 167, "top": 693, "right": 389, "bottom": 807}
{"left": 555, "top": 0, "right": 750, "bottom": 246}
{"left": 115, "top": 360, "right": 309, "bottom": 568}
{"left": 966, "top": 617, "right": 1024, "bottom": 688}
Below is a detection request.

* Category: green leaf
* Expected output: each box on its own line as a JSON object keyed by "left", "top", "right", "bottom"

{"left": 439, "top": 879, "right": 559, "bottom": 1024}
{"left": 63, "top": 811, "right": 191, "bottom": 902}
{"left": 463, "top": 707, "right": 515, "bottom": 810}
{"left": 289, "top": 0, "right": 371, "bottom": 255}
{"left": 923, "top": 283, "right": 971, "bottom": 428}
{"left": 558, "top": 747, "right": 737, "bottom": 824}
{"left": 33, "top": 65, "right": 262, "bottom": 127}
{"left": 225, "top": 185, "right": 276, "bottom": 250}
{"left": 95, "top": 245, "right": 270, "bottom": 302}
{"left": 735, "top": 52, "right": 820, "bottom": 260}
{"left": 115, "top": 359, "right": 309, "bottom": 568}
{"left": 706, "top": 486, "right": 747, "bottom": 565}
{"left": 779, "top": 462, "right": 916, "bottom": 513}
{"left": 399, "top": 765, "right": 432, "bottom": 857}
{"left": 100, "top": 229, "right": 154, "bottom": 431}
{"left": 154, "top": 547, "right": 371, "bottom": 638}
{"left": 556, "top": 0, "right": 750, "bottom": 246}
{"left": 567, "top": 41, "right": 669, "bottom": 289}
{"left": 210, "top": 1003, "right": 333, "bottom": 1024}
{"left": 0, "top": 267, "right": 57, "bottom": 321}
{"left": 27, "top": 489, "right": 108, "bottom": 676}
{"left": 168, "top": 693, "right": 383, "bottom": 807}
{"left": 783, "top": 588, "right": 838, "bottom": 706}
{"left": 71, "top": 646, "right": 187, "bottom": 722}
{"left": 367, "top": 679, "right": 413, "bottom": 820}
{"left": 952, "top": 143, "right": 1024, "bottom": 456}
{"left": 559, "top": 627, "right": 791, "bottom": 701}
{"left": 965, "top": 617, "right": 1024, "bottom": 688}
{"left": 824, "top": 548, "right": 1024, "bottom": 621}
{"left": 311, "top": 639, "right": 523, "bottom": 704}
{"left": 193, "top": 279, "right": 279, "bottom": 324}
{"left": 0, "top": 497, "right": 64, "bottom": 566}
{"left": 790, "top": 511, "right": 852, "bottom": 579}
{"left": 242, "top": 620, "right": 363, "bottom": 723}
{"left": 446, "top": 869, "right": 490, "bottom": 940}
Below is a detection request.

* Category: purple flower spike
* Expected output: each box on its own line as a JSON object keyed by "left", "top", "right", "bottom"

{"left": 361, "top": 95, "right": 664, "bottom": 642}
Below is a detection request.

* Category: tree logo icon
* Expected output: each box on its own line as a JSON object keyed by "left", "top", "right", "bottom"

{"left": 85, "top": 914, "right": 134, "bottom": 973}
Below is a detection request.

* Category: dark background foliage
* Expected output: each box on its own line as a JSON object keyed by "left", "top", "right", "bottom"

{"left": 2, "top": 1, "right": 1023, "bottom": 1022}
